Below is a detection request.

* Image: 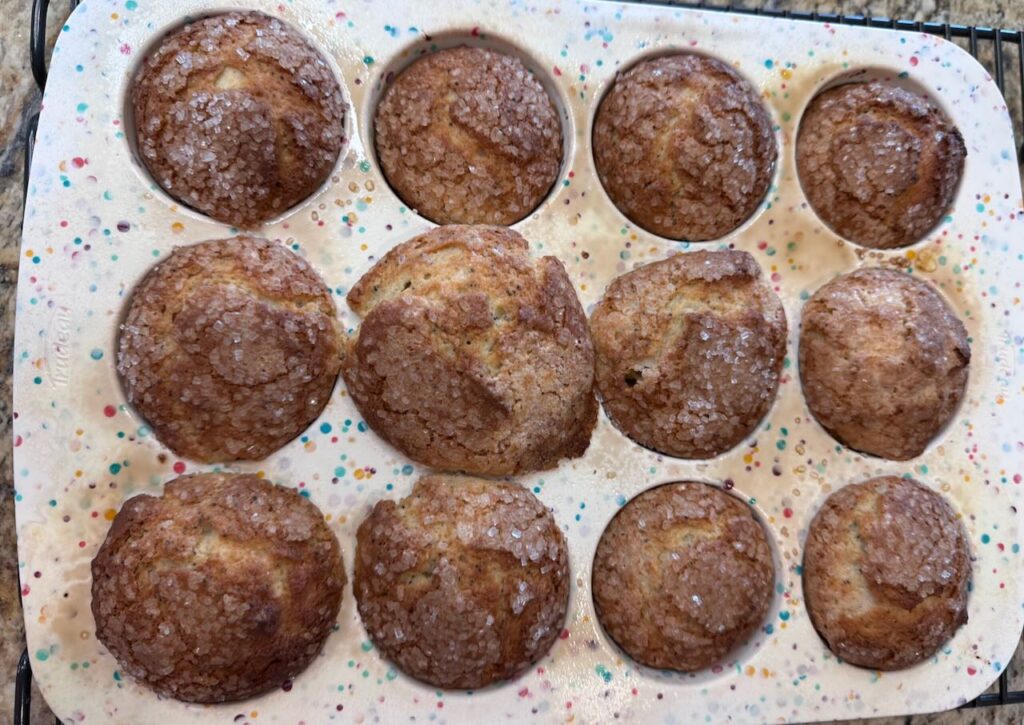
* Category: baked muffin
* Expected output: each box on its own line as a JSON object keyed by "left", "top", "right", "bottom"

{"left": 796, "top": 81, "right": 966, "bottom": 249}
{"left": 592, "top": 54, "right": 776, "bottom": 241}
{"left": 341, "top": 225, "right": 597, "bottom": 475}
{"left": 590, "top": 250, "right": 786, "bottom": 459}
{"left": 118, "top": 236, "right": 341, "bottom": 462}
{"left": 354, "top": 474, "right": 569, "bottom": 689}
{"left": 91, "top": 473, "right": 345, "bottom": 703}
{"left": 593, "top": 482, "right": 774, "bottom": 671}
{"left": 374, "top": 46, "right": 562, "bottom": 225}
{"left": 803, "top": 476, "right": 970, "bottom": 670}
{"left": 132, "top": 11, "right": 346, "bottom": 228}
{"left": 799, "top": 267, "right": 969, "bottom": 460}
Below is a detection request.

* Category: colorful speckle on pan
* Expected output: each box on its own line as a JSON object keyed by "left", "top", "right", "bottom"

{"left": 13, "top": 1, "right": 1024, "bottom": 724}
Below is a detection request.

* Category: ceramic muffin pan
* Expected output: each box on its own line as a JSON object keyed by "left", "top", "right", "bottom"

{"left": 14, "top": 0, "right": 1024, "bottom": 722}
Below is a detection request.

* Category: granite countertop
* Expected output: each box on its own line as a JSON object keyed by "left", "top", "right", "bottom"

{"left": 2, "top": 1, "right": 1023, "bottom": 723}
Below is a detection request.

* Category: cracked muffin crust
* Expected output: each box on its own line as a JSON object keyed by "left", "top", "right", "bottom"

{"left": 590, "top": 250, "right": 786, "bottom": 459}
{"left": 803, "top": 476, "right": 970, "bottom": 670}
{"left": 796, "top": 80, "right": 966, "bottom": 249}
{"left": 374, "top": 46, "right": 563, "bottom": 225}
{"left": 91, "top": 473, "right": 346, "bottom": 703}
{"left": 118, "top": 236, "right": 342, "bottom": 462}
{"left": 592, "top": 482, "right": 775, "bottom": 671}
{"left": 341, "top": 225, "right": 597, "bottom": 476}
{"left": 592, "top": 53, "right": 777, "bottom": 241}
{"left": 132, "top": 11, "right": 346, "bottom": 228}
{"left": 798, "top": 267, "right": 969, "bottom": 460}
{"left": 354, "top": 474, "right": 569, "bottom": 689}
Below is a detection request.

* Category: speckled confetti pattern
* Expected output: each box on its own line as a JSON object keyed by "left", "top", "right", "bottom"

{"left": 12, "top": 1, "right": 1024, "bottom": 723}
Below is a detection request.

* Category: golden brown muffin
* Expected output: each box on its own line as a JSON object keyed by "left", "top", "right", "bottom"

{"left": 132, "top": 12, "right": 346, "bottom": 228}
{"left": 796, "top": 81, "right": 966, "bottom": 249}
{"left": 592, "top": 54, "right": 777, "bottom": 241}
{"left": 590, "top": 250, "right": 786, "bottom": 459}
{"left": 91, "top": 473, "right": 345, "bottom": 703}
{"left": 341, "top": 225, "right": 597, "bottom": 475}
{"left": 374, "top": 46, "right": 562, "bottom": 225}
{"left": 354, "top": 474, "right": 569, "bottom": 689}
{"left": 799, "top": 267, "right": 969, "bottom": 460}
{"left": 118, "top": 236, "right": 341, "bottom": 462}
{"left": 803, "top": 476, "right": 970, "bottom": 670}
{"left": 593, "top": 482, "right": 774, "bottom": 671}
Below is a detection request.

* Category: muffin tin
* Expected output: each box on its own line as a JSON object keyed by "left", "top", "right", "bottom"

{"left": 13, "top": 0, "right": 1024, "bottom": 722}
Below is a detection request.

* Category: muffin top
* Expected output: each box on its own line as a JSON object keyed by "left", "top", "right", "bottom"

{"left": 374, "top": 46, "right": 563, "bottom": 225}
{"left": 354, "top": 474, "right": 569, "bottom": 689}
{"left": 799, "top": 267, "right": 969, "bottom": 460}
{"left": 593, "top": 482, "right": 775, "bottom": 671}
{"left": 341, "top": 225, "right": 597, "bottom": 476}
{"left": 593, "top": 54, "right": 777, "bottom": 241}
{"left": 132, "top": 11, "right": 346, "bottom": 227}
{"left": 118, "top": 236, "right": 341, "bottom": 462}
{"left": 796, "top": 80, "right": 966, "bottom": 249}
{"left": 803, "top": 476, "right": 970, "bottom": 670}
{"left": 590, "top": 250, "right": 786, "bottom": 458}
{"left": 91, "top": 473, "right": 345, "bottom": 703}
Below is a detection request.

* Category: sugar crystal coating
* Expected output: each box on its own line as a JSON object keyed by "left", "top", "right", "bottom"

{"left": 796, "top": 81, "right": 966, "bottom": 249}
{"left": 803, "top": 476, "right": 970, "bottom": 669}
{"left": 117, "top": 235, "right": 342, "bottom": 462}
{"left": 132, "top": 11, "right": 346, "bottom": 227}
{"left": 590, "top": 250, "right": 786, "bottom": 458}
{"left": 374, "top": 46, "right": 563, "bottom": 225}
{"left": 593, "top": 54, "right": 777, "bottom": 241}
{"left": 354, "top": 475, "right": 569, "bottom": 689}
{"left": 593, "top": 482, "right": 775, "bottom": 671}
{"left": 91, "top": 473, "right": 346, "bottom": 703}
{"left": 341, "top": 225, "right": 597, "bottom": 476}
{"left": 799, "top": 267, "right": 969, "bottom": 460}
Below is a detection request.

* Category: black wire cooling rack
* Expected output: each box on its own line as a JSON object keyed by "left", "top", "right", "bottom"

{"left": 12, "top": 0, "right": 1024, "bottom": 722}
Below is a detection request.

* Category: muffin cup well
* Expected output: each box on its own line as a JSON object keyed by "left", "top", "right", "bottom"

{"left": 792, "top": 66, "right": 967, "bottom": 250}
{"left": 121, "top": 10, "right": 353, "bottom": 228}
{"left": 363, "top": 29, "right": 574, "bottom": 225}
{"left": 587, "top": 48, "right": 782, "bottom": 243}
{"left": 589, "top": 479, "right": 784, "bottom": 683}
